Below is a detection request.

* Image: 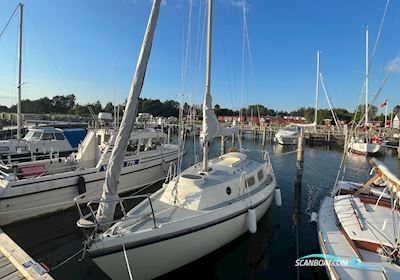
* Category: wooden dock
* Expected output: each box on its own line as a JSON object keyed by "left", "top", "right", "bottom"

{"left": 0, "top": 228, "right": 53, "bottom": 280}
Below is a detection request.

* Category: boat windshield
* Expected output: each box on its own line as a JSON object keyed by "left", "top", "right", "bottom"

{"left": 23, "top": 130, "right": 42, "bottom": 141}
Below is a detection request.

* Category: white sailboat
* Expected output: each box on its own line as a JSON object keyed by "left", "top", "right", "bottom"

{"left": 76, "top": 1, "right": 280, "bottom": 279}
{"left": 274, "top": 51, "right": 320, "bottom": 145}
{"left": 349, "top": 27, "right": 382, "bottom": 155}
{"left": 318, "top": 158, "right": 400, "bottom": 279}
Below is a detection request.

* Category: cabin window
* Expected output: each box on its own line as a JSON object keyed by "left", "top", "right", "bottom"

{"left": 139, "top": 138, "right": 149, "bottom": 152}
{"left": 246, "top": 176, "right": 255, "bottom": 187}
{"left": 257, "top": 169, "right": 264, "bottom": 181}
{"left": 151, "top": 137, "right": 162, "bottom": 148}
{"left": 41, "top": 133, "right": 54, "bottom": 140}
{"left": 127, "top": 139, "right": 138, "bottom": 154}
{"left": 23, "top": 130, "right": 35, "bottom": 140}
{"left": 54, "top": 133, "right": 65, "bottom": 140}
{"left": 27, "top": 131, "right": 42, "bottom": 141}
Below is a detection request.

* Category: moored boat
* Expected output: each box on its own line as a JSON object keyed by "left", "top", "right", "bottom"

{"left": 318, "top": 158, "right": 400, "bottom": 279}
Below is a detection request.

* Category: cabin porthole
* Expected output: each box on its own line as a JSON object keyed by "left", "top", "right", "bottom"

{"left": 226, "top": 186, "right": 231, "bottom": 195}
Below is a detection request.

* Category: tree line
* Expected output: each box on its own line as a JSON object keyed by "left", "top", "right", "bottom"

{"left": 0, "top": 95, "right": 180, "bottom": 117}
{"left": 0, "top": 95, "right": 399, "bottom": 125}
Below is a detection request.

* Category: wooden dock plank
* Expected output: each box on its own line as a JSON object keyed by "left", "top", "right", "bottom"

{"left": 0, "top": 263, "right": 17, "bottom": 278}
{"left": 0, "top": 229, "right": 52, "bottom": 280}
{"left": 1, "top": 270, "right": 25, "bottom": 280}
{"left": 0, "top": 256, "right": 10, "bottom": 269}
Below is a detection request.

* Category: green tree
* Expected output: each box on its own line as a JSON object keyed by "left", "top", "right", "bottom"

{"left": 104, "top": 102, "right": 114, "bottom": 113}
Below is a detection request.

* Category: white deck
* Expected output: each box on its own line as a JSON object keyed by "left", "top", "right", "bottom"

{"left": 334, "top": 195, "right": 399, "bottom": 248}
{"left": 318, "top": 196, "right": 400, "bottom": 279}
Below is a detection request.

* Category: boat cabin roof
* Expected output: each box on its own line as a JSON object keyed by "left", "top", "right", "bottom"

{"left": 28, "top": 127, "right": 64, "bottom": 134}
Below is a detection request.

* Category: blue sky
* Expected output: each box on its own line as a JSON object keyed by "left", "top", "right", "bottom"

{"left": 0, "top": 0, "right": 399, "bottom": 113}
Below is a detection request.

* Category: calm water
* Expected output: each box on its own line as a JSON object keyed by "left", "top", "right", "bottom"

{"left": 3, "top": 136, "right": 400, "bottom": 280}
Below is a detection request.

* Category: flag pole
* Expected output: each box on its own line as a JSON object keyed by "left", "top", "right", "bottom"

{"left": 385, "top": 100, "right": 388, "bottom": 128}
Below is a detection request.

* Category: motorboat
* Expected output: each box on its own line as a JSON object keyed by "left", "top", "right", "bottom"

{"left": 274, "top": 127, "right": 298, "bottom": 145}
{"left": 0, "top": 127, "right": 86, "bottom": 163}
{"left": 0, "top": 127, "right": 181, "bottom": 225}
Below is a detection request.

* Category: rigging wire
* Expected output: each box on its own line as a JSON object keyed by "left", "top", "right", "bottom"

{"left": 241, "top": 0, "right": 261, "bottom": 121}
{"left": 370, "top": 0, "right": 391, "bottom": 67}
{"left": 26, "top": 10, "right": 72, "bottom": 95}
{"left": 0, "top": 5, "right": 18, "bottom": 41}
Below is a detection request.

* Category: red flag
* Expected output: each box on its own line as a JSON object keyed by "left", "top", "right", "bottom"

{"left": 380, "top": 99, "right": 387, "bottom": 108}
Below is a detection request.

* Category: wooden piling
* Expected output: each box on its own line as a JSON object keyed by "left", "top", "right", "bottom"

{"left": 261, "top": 126, "right": 266, "bottom": 147}
{"left": 398, "top": 137, "right": 400, "bottom": 158}
{"left": 220, "top": 136, "right": 225, "bottom": 156}
{"left": 296, "top": 128, "right": 304, "bottom": 177}
{"left": 270, "top": 125, "right": 274, "bottom": 142}
{"left": 167, "top": 126, "right": 171, "bottom": 144}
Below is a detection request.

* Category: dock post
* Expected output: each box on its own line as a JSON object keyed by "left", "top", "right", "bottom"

{"left": 293, "top": 127, "right": 304, "bottom": 280}
{"left": 398, "top": 137, "right": 400, "bottom": 158}
{"left": 167, "top": 126, "right": 171, "bottom": 144}
{"left": 296, "top": 127, "right": 304, "bottom": 177}
{"left": 327, "top": 129, "right": 331, "bottom": 143}
{"left": 220, "top": 136, "right": 225, "bottom": 155}
{"left": 269, "top": 125, "right": 273, "bottom": 142}
{"left": 261, "top": 126, "right": 266, "bottom": 147}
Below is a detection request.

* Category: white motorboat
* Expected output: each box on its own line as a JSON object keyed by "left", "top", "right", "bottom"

{"left": 317, "top": 158, "right": 400, "bottom": 279}
{"left": 76, "top": 1, "right": 280, "bottom": 279}
{"left": 0, "top": 127, "right": 181, "bottom": 225}
{"left": 0, "top": 127, "right": 85, "bottom": 162}
{"left": 274, "top": 127, "right": 298, "bottom": 145}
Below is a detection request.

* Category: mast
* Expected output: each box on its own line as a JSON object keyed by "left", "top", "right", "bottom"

{"left": 17, "top": 3, "right": 23, "bottom": 140}
{"left": 203, "top": 0, "right": 212, "bottom": 172}
{"left": 365, "top": 26, "right": 369, "bottom": 127}
{"left": 314, "top": 51, "right": 320, "bottom": 125}
{"left": 113, "top": 62, "right": 117, "bottom": 128}
{"left": 96, "top": 0, "right": 161, "bottom": 225}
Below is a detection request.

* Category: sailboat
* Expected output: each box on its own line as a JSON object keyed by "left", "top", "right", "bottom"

{"left": 76, "top": 1, "right": 280, "bottom": 279}
{"left": 274, "top": 51, "right": 320, "bottom": 145}
{"left": 349, "top": 27, "right": 383, "bottom": 155}
{"left": 318, "top": 158, "right": 400, "bottom": 279}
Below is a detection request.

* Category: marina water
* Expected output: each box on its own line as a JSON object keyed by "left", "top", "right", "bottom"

{"left": 3, "top": 136, "right": 400, "bottom": 279}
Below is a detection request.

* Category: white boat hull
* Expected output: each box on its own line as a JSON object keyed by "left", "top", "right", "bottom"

{"left": 349, "top": 142, "right": 382, "bottom": 155}
{"left": 91, "top": 193, "right": 274, "bottom": 280}
{"left": 0, "top": 151, "right": 180, "bottom": 225}
{"left": 274, "top": 129, "right": 298, "bottom": 145}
